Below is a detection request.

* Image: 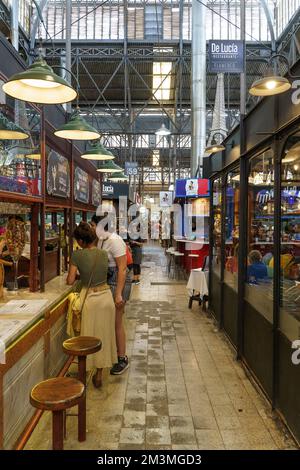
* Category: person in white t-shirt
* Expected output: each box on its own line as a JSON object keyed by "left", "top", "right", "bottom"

{"left": 91, "top": 215, "right": 130, "bottom": 375}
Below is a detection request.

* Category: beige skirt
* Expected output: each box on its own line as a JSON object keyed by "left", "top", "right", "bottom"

{"left": 80, "top": 287, "right": 117, "bottom": 370}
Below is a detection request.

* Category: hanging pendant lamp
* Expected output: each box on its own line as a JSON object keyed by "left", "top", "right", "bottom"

{"left": 155, "top": 123, "right": 171, "bottom": 136}
{"left": 54, "top": 110, "right": 100, "bottom": 140}
{"left": 0, "top": 113, "right": 29, "bottom": 140}
{"left": 81, "top": 141, "right": 114, "bottom": 160}
{"left": 96, "top": 160, "right": 123, "bottom": 173}
{"left": 205, "top": 137, "right": 225, "bottom": 154}
{"left": 108, "top": 171, "right": 128, "bottom": 181}
{"left": 2, "top": 58, "right": 77, "bottom": 105}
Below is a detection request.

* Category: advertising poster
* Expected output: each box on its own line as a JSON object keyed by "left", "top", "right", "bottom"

{"left": 159, "top": 191, "right": 173, "bottom": 207}
{"left": 92, "top": 179, "right": 101, "bottom": 206}
{"left": 47, "top": 150, "right": 70, "bottom": 198}
{"left": 74, "top": 167, "right": 89, "bottom": 204}
{"left": 185, "top": 179, "right": 198, "bottom": 196}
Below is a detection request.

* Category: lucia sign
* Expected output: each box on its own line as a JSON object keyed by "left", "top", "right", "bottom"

{"left": 209, "top": 40, "right": 245, "bottom": 73}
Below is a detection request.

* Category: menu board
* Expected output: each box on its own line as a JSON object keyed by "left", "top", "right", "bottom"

{"left": 92, "top": 178, "right": 101, "bottom": 206}
{"left": 74, "top": 167, "right": 89, "bottom": 204}
{"left": 47, "top": 150, "right": 70, "bottom": 198}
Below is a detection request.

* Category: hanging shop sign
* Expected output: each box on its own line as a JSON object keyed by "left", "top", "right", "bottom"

{"left": 102, "top": 182, "right": 129, "bottom": 200}
{"left": 92, "top": 178, "right": 101, "bottom": 206}
{"left": 175, "top": 179, "right": 210, "bottom": 198}
{"left": 47, "top": 150, "right": 70, "bottom": 198}
{"left": 159, "top": 191, "right": 173, "bottom": 207}
{"left": 74, "top": 167, "right": 89, "bottom": 204}
{"left": 208, "top": 40, "right": 245, "bottom": 73}
{"left": 124, "top": 161, "right": 138, "bottom": 176}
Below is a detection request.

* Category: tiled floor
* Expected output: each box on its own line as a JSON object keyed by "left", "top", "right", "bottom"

{"left": 25, "top": 243, "right": 297, "bottom": 450}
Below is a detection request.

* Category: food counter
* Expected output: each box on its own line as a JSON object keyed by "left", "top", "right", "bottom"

{"left": 0, "top": 275, "right": 74, "bottom": 449}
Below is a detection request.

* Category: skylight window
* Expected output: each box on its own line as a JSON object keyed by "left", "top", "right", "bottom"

{"left": 152, "top": 62, "right": 172, "bottom": 101}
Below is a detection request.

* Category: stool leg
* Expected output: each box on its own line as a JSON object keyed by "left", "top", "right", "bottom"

{"left": 78, "top": 355, "right": 86, "bottom": 442}
{"left": 52, "top": 410, "right": 64, "bottom": 450}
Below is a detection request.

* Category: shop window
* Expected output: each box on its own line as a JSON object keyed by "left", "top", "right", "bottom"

{"left": 280, "top": 133, "right": 300, "bottom": 325}
{"left": 224, "top": 168, "right": 240, "bottom": 292}
{"left": 212, "top": 177, "right": 222, "bottom": 277}
{"left": 245, "top": 150, "right": 274, "bottom": 322}
{"left": 0, "top": 101, "right": 41, "bottom": 197}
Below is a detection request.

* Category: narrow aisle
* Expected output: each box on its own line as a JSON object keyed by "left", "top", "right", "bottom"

{"left": 26, "top": 243, "right": 296, "bottom": 450}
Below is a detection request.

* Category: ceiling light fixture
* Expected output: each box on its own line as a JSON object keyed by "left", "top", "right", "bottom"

{"left": 205, "top": 132, "right": 226, "bottom": 154}
{"left": 81, "top": 141, "right": 115, "bottom": 160}
{"left": 249, "top": 54, "right": 298, "bottom": 97}
{"left": 0, "top": 113, "right": 29, "bottom": 140}
{"left": 2, "top": 58, "right": 77, "bottom": 104}
{"left": 96, "top": 160, "right": 123, "bottom": 173}
{"left": 155, "top": 123, "right": 171, "bottom": 136}
{"left": 54, "top": 110, "right": 100, "bottom": 141}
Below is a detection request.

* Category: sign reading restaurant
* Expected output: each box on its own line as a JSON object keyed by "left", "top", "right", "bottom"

{"left": 208, "top": 40, "right": 245, "bottom": 73}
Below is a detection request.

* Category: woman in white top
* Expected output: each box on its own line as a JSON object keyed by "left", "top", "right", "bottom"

{"left": 91, "top": 215, "right": 130, "bottom": 375}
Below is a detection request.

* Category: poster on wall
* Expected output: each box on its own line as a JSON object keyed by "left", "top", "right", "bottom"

{"left": 92, "top": 178, "right": 101, "bottom": 206}
{"left": 47, "top": 150, "right": 70, "bottom": 198}
{"left": 185, "top": 179, "right": 198, "bottom": 196}
{"left": 159, "top": 191, "right": 173, "bottom": 207}
{"left": 74, "top": 167, "right": 89, "bottom": 204}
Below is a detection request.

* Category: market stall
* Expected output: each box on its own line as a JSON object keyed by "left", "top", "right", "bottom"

{"left": 173, "top": 178, "right": 210, "bottom": 272}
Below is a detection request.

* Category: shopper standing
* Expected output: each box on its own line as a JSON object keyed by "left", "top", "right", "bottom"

{"left": 66, "top": 222, "right": 117, "bottom": 388}
{"left": 91, "top": 215, "right": 130, "bottom": 375}
{"left": 129, "top": 237, "right": 144, "bottom": 285}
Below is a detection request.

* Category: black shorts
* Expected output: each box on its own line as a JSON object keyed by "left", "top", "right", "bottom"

{"left": 133, "top": 264, "right": 141, "bottom": 276}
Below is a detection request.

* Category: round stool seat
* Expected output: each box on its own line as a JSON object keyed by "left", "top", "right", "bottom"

{"left": 30, "top": 377, "right": 85, "bottom": 411}
{"left": 63, "top": 336, "right": 102, "bottom": 357}
{"left": 174, "top": 252, "right": 184, "bottom": 256}
{"left": 188, "top": 254, "right": 200, "bottom": 258}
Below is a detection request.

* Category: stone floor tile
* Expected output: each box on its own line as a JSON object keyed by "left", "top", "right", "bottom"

{"left": 146, "top": 428, "right": 172, "bottom": 445}
{"left": 119, "top": 428, "right": 145, "bottom": 445}
{"left": 123, "top": 410, "right": 146, "bottom": 428}
{"left": 196, "top": 429, "right": 225, "bottom": 450}
{"left": 192, "top": 414, "right": 218, "bottom": 430}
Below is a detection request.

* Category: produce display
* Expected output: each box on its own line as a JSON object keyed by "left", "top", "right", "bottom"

{"left": 6, "top": 217, "right": 26, "bottom": 259}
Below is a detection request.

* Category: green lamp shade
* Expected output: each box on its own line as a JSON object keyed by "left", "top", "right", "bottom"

{"left": 0, "top": 113, "right": 29, "bottom": 140}
{"left": 2, "top": 58, "right": 77, "bottom": 105}
{"left": 81, "top": 141, "right": 114, "bottom": 160}
{"left": 96, "top": 160, "right": 122, "bottom": 173}
{"left": 108, "top": 172, "right": 128, "bottom": 181}
{"left": 54, "top": 112, "right": 100, "bottom": 140}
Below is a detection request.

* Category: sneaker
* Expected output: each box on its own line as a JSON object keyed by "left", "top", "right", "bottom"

{"left": 110, "top": 356, "right": 129, "bottom": 375}
{"left": 135, "top": 280, "right": 140, "bottom": 285}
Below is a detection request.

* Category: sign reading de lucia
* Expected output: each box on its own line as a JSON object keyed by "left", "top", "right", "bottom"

{"left": 211, "top": 42, "right": 239, "bottom": 55}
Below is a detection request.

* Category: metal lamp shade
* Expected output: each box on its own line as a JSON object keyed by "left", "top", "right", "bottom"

{"left": 155, "top": 123, "right": 171, "bottom": 136}
{"left": 81, "top": 141, "right": 114, "bottom": 160}
{"left": 205, "top": 138, "right": 225, "bottom": 154}
{"left": 2, "top": 59, "right": 77, "bottom": 105}
{"left": 54, "top": 112, "right": 100, "bottom": 140}
{"left": 249, "top": 75, "right": 291, "bottom": 97}
{"left": 108, "top": 172, "right": 128, "bottom": 181}
{"left": 0, "top": 114, "right": 29, "bottom": 140}
{"left": 96, "top": 160, "right": 122, "bottom": 173}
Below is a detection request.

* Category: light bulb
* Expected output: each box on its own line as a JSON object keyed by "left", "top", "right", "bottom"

{"left": 265, "top": 80, "right": 277, "bottom": 90}
{"left": 20, "top": 79, "right": 61, "bottom": 89}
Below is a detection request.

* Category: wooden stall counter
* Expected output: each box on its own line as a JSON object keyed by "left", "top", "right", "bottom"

{"left": 0, "top": 275, "right": 75, "bottom": 449}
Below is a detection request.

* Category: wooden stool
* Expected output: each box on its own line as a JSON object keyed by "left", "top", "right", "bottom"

{"left": 30, "top": 377, "right": 84, "bottom": 450}
{"left": 62, "top": 336, "right": 102, "bottom": 442}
